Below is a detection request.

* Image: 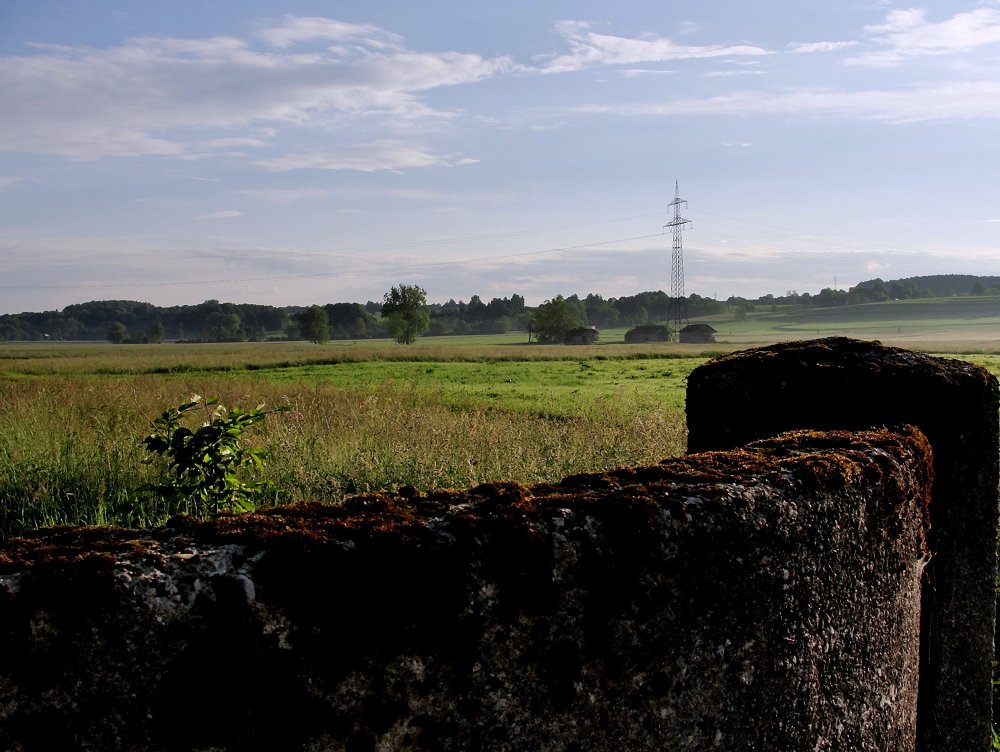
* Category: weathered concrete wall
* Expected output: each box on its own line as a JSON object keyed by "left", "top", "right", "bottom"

{"left": 687, "top": 337, "right": 1000, "bottom": 752}
{"left": 0, "top": 428, "right": 930, "bottom": 752}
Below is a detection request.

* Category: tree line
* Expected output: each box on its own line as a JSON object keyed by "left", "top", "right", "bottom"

{"left": 2, "top": 274, "right": 996, "bottom": 343}
{"left": 0, "top": 289, "right": 722, "bottom": 343}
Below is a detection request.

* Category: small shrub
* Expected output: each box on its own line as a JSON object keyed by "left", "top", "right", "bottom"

{"left": 141, "top": 395, "right": 290, "bottom": 517}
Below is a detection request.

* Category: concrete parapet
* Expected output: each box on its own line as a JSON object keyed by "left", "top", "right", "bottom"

{"left": 687, "top": 337, "right": 1000, "bottom": 752}
{"left": 0, "top": 428, "right": 930, "bottom": 751}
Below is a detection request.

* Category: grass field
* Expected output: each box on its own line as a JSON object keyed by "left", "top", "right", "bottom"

{"left": 2, "top": 302, "right": 1000, "bottom": 540}
{"left": 704, "top": 295, "right": 1000, "bottom": 350}
{"left": 0, "top": 340, "right": 705, "bottom": 538}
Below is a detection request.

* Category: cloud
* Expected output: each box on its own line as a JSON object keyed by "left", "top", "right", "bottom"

{"left": 0, "top": 176, "right": 24, "bottom": 188}
{"left": 541, "top": 21, "right": 769, "bottom": 73}
{"left": 201, "top": 136, "right": 270, "bottom": 150}
{"left": 788, "top": 41, "right": 859, "bottom": 53}
{"left": 232, "top": 188, "right": 331, "bottom": 202}
{"left": 196, "top": 210, "right": 243, "bottom": 220}
{"left": 617, "top": 68, "right": 675, "bottom": 78}
{"left": 576, "top": 79, "right": 1000, "bottom": 123}
{"left": 848, "top": 8, "right": 1000, "bottom": 65}
{"left": 256, "top": 16, "right": 403, "bottom": 50}
{"left": 256, "top": 140, "right": 467, "bottom": 172}
{"left": 0, "top": 17, "right": 512, "bottom": 160}
{"left": 703, "top": 69, "right": 766, "bottom": 77}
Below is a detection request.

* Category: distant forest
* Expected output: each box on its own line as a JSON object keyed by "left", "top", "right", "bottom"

{"left": 2, "top": 274, "right": 999, "bottom": 343}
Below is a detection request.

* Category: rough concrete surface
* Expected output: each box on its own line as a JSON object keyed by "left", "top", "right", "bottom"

{"left": 0, "top": 427, "right": 930, "bottom": 752}
{"left": 687, "top": 337, "right": 1000, "bottom": 752}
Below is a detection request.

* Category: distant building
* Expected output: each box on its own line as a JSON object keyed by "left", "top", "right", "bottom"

{"left": 624, "top": 324, "right": 669, "bottom": 344}
{"left": 564, "top": 326, "right": 599, "bottom": 345}
{"left": 679, "top": 324, "right": 717, "bottom": 344}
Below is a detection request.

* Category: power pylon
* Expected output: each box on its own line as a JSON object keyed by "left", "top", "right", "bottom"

{"left": 665, "top": 180, "right": 691, "bottom": 339}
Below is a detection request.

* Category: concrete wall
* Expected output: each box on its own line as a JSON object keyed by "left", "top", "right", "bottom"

{"left": 687, "top": 337, "right": 1000, "bottom": 752}
{"left": 0, "top": 426, "right": 931, "bottom": 751}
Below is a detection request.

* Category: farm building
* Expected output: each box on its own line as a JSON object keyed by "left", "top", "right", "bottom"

{"left": 680, "top": 324, "right": 717, "bottom": 344}
{"left": 564, "top": 326, "right": 599, "bottom": 345}
{"left": 624, "top": 324, "right": 669, "bottom": 344}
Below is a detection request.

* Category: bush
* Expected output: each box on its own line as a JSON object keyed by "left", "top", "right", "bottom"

{"left": 141, "top": 395, "right": 290, "bottom": 517}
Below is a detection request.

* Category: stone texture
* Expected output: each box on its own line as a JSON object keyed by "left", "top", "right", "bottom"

{"left": 0, "top": 428, "right": 930, "bottom": 752}
{"left": 686, "top": 337, "right": 1000, "bottom": 752}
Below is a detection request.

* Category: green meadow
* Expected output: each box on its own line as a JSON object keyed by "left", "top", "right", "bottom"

{"left": 707, "top": 295, "right": 1000, "bottom": 349}
{"left": 0, "top": 340, "right": 704, "bottom": 538}
{"left": 2, "top": 299, "right": 1000, "bottom": 540}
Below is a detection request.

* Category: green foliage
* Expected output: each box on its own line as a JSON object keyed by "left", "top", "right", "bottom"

{"left": 148, "top": 322, "right": 165, "bottom": 343}
{"left": 208, "top": 312, "right": 244, "bottom": 342}
{"left": 532, "top": 295, "right": 583, "bottom": 344}
{"left": 107, "top": 321, "right": 127, "bottom": 344}
{"left": 382, "top": 284, "right": 430, "bottom": 344}
{"left": 298, "top": 305, "right": 330, "bottom": 344}
{"left": 141, "top": 395, "right": 290, "bottom": 516}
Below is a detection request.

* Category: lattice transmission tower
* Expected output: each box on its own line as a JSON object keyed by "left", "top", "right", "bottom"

{"left": 665, "top": 180, "right": 691, "bottom": 339}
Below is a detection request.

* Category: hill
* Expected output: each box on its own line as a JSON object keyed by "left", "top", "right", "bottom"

{"left": 853, "top": 274, "right": 1000, "bottom": 298}
{"left": 699, "top": 294, "right": 1000, "bottom": 350}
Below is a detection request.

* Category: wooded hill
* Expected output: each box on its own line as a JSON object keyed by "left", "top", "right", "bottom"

{"left": 2, "top": 275, "right": 998, "bottom": 342}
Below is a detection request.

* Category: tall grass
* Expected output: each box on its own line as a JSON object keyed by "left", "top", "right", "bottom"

{"left": 0, "top": 373, "right": 686, "bottom": 539}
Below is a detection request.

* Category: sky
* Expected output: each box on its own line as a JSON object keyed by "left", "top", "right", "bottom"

{"left": 2, "top": 1, "right": 1000, "bottom": 314}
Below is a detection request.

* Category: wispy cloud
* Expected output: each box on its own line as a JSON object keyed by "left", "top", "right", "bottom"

{"left": 196, "top": 210, "right": 243, "bottom": 220}
{"left": 256, "top": 16, "right": 403, "bottom": 50}
{"left": 0, "top": 17, "right": 512, "bottom": 160}
{"left": 201, "top": 136, "right": 270, "bottom": 150}
{"left": 256, "top": 140, "right": 467, "bottom": 172}
{"left": 232, "top": 188, "right": 331, "bottom": 202}
{"left": 788, "top": 41, "right": 859, "bottom": 54}
{"left": 703, "top": 69, "right": 766, "bottom": 77}
{"left": 576, "top": 79, "right": 1000, "bottom": 123}
{"left": 617, "top": 68, "right": 675, "bottom": 78}
{"left": 0, "top": 176, "right": 24, "bottom": 188}
{"left": 541, "top": 21, "right": 769, "bottom": 73}
{"left": 848, "top": 8, "right": 1000, "bottom": 65}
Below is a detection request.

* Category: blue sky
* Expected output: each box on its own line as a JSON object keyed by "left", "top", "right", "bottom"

{"left": 2, "top": 1, "right": 1000, "bottom": 314}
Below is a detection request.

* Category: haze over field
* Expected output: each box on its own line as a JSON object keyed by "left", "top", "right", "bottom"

{"left": 3, "top": 1, "right": 1000, "bottom": 314}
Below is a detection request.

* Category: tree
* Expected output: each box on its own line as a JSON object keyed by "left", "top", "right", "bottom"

{"left": 107, "top": 321, "right": 128, "bottom": 344}
{"left": 532, "top": 295, "right": 582, "bottom": 344}
{"left": 148, "top": 322, "right": 165, "bottom": 344}
{"left": 208, "top": 312, "right": 243, "bottom": 341}
{"left": 466, "top": 295, "right": 487, "bottom": 321}
{"left": 381, "top": 284, "right": 430, "bottom": 344}
{"left": 298, "top": 305, "right": 330, "bottom": 344}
